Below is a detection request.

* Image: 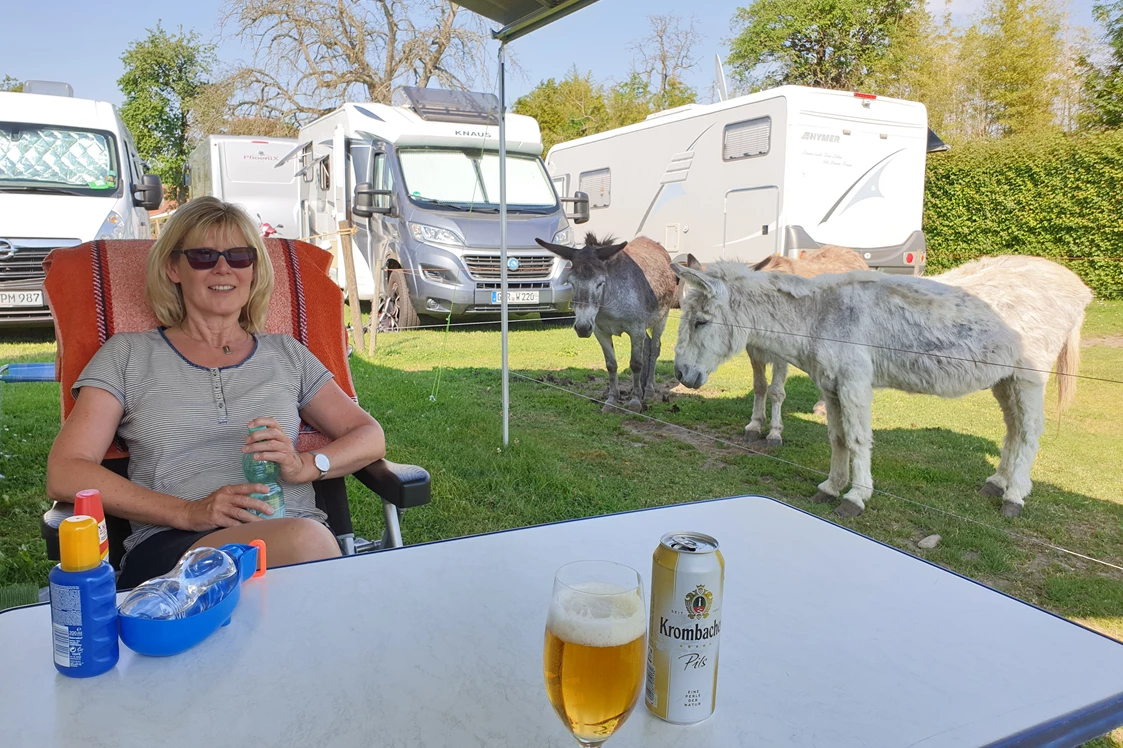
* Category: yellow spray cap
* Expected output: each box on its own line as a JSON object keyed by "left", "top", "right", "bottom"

{"left": 59, "top": 515, "right": 102, "bottom": 572}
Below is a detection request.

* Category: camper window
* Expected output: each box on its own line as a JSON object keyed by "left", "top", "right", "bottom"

{"left": 578, "top": 168, "right": 610, "bottom": 208}
{"left": 0, "top": 122, "right": 122, "bottom": 196}
{"left": 318, "top": 156, "right": 331, "bottom": 191}
{"left": 723, "top": 117, "right": 771, "bottom": 161}
{"left": 300, "top": 144, "right": 314, "bottom": 183}
{"left": 397, "top": 148, "right": 557, "bottom": 211}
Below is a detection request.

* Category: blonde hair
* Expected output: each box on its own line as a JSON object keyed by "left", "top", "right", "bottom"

{"left": 145, "top": 197, "right": 275, "bottom": 332}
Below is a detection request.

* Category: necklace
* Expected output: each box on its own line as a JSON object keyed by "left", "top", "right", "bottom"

{"left": 175, "top": 326, "right": 242, "bottom": 355}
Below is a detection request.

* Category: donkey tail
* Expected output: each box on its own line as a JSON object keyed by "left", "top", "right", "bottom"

{"left": 1056, "top": 313, "right": 1083, "bottom": 413}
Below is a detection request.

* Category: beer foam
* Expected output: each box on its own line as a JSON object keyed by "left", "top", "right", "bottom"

{"left": 547, "top": 582, "right": 647, "bottom": 648}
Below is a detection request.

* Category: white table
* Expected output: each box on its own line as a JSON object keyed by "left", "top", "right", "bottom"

{"left": 2, "top": 496, "right": 1122, "bottom": 747}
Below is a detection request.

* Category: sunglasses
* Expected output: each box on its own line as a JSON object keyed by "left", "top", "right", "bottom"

{"left": 172, "top": 246, "right": 258, "bottom": 270}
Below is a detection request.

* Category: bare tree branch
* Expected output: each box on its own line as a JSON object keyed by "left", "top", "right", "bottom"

{"left": 220, "top": 0, "right": 490, "bottom": 123}
{"left": 628, "top": 14, "right": 702, "bottom": 101}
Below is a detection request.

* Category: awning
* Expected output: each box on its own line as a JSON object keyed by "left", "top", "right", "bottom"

{"left": 927, "top": 128, "right": 950, "bottom": 154}
{"left": 453, "top": 0, "right": 601, "bottom": 42}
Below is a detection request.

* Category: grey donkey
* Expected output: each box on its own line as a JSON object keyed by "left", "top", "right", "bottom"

{"left": 536, "top": 233, "right": 678, "bottom": 412}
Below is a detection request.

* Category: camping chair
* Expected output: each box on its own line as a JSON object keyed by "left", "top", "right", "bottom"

{"left": 38, "top": 238, "right": 430, "bottom": 575}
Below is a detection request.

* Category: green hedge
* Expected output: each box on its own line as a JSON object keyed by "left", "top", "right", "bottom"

{"left": 924, "top": 130, "right": 1123, "bottom": 299}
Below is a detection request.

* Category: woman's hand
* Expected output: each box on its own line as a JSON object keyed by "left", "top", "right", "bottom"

{"left": 244, "top": 417, "right": 308, "bottom": 483}
{"left": 180, "top": 484, "right": 274, "bottom": 531}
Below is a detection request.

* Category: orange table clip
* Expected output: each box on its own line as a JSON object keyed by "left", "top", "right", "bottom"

{"left": 249, "top": 539, "right": 267, "bottom": 578}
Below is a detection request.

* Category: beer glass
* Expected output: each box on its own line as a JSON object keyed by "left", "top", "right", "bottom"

{"left": 543, "top": 561, "right": 647, "bottom": 747}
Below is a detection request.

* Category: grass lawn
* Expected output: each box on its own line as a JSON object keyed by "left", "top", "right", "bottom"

{"left": 2, "top": 302, "right": 1122, "bottom": 745}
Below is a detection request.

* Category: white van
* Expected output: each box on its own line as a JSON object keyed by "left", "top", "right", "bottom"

{"left": 288, "top": 87, "right": 582, "bottom": 328}
{"left": 187, "top": 135, "right": 299, "bottom": 238}
{"left": 0, "top": 81, "right": 162, "bottom": 326}
{"left": 547, "top": 85, "right": 948, "bottom": 274}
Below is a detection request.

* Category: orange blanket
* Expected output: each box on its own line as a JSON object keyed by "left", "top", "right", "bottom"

{"left": 44, "top": 238, "right": 355, "bottom": 459}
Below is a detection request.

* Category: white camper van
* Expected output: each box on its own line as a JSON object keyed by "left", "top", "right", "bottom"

{"left": 187, "top": 135, "right": 299, "bottom": 238}
{"left": 0, "top": 82, "right": 162, "bottom": 326}
{"left": 286, "top": 87, "right": 580, "bottom": 328}
{"left": 547, "top": 85, "right": 946, "bottom": 274}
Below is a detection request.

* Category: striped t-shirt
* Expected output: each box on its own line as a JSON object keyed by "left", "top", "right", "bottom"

{"left": 73, "top": 328, "right": 334, "bottom": 552}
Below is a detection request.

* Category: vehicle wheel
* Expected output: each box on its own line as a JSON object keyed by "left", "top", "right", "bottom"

{"left": 377, "top": 269, "right": 421, "bottom": 332}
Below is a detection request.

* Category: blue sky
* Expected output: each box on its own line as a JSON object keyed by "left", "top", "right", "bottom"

{"left": 0, "top": 0, "right": 1102, "bottom": 108}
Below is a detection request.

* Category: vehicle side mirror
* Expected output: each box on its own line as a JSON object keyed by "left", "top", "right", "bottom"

{"left": 133, "top": 174, "right": 163, "bottom": 211}
{"left": 353, "top": 182, "right": 393, "bottom": 218}
{"left": 560, "top": 190, "right": 590, "bottom": 225}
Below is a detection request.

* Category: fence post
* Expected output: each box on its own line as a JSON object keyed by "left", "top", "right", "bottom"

{"left": 338, "top": 219, "right": 366, "bottom": 352}
{"left": 367, "top": 241, "right": 381, "bottom": 356}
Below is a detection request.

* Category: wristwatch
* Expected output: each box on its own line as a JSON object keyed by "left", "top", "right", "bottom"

{"left": 311, "top": 452, "right": 330, "bottom": 480}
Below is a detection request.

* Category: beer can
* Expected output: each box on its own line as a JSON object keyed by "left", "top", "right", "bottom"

{"left": 645, "top": 531, "right": 724, "bottom": 724}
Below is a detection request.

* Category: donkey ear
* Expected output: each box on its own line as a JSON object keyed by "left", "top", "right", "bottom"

{"left": 672, "top": 263, "right": 721, "bottom": 296}
{"left": 686, "top": 253, "right": 704, "bottom": 270}
{"left": 535, "top": 238, "right": 576, "bottom": 261}
{"left": 768, "top": 271, "right": 814, "bottom": 298}
{"left": 594, "top": 241, "right": 628, "bottom": 261}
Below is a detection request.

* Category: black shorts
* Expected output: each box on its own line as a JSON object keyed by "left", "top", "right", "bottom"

{"left": 116, "top": 528, "right": 214, "bottom": 590}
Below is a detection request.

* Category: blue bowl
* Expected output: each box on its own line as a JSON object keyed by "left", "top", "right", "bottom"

{"left": 118, "top": 544, "right": 259, "bottom": 657}
{"left": 119, "top": 582, "right": 241, "bottom": 657}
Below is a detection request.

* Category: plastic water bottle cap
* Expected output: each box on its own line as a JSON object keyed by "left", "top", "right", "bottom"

{"left": 59, "top": 516, "right": 102, "bottom": 572}
{"left": 248, "top": 425, "right": 267, "bottom": 434}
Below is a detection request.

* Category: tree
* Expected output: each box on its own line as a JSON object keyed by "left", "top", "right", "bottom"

{"left": 629, "top": 14, "right": 702, "bottom": 109}
{"left": 118, "top": 24, "right": 216, "bottom": 202}
{"left": 872, "top": 2, "right": 973, "bottom": 140}
{"left": 1081, "top": 1, "right": 1123, "bottom": 129}
{"left": 512, "top": 69, "right": 671, "bottom": 153}
{"left": 1, "top": 76, "right": 22, "bottom": 92}
{"left": 189, "top": 76, "right": 298, "bottom": 141}
{"left": 512, "top": 70, "right": 611, "bottom": 153}
{"left": 959, "top": 0, "right": 1064, "bottom": 137}
{"left": 726, "top": 0, "right": 926, "bottom": 92}
{"left": 221, "top": 0, "right": 490, "bottom": 123}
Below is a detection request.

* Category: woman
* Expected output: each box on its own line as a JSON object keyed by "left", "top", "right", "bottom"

{"left": 47, "top": 197, "right": 385, "bottom": 588}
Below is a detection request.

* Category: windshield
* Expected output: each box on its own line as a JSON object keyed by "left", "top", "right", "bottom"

{"left": 397, "top": 148, "right": 558, "bottom": 212}
{"left": 0, "top": 122, "right": 121, "bottom": 196}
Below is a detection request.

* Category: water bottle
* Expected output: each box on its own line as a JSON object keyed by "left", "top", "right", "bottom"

{"left": 243, "top": 425, "right": 285, "bottom": 519}
{"left": 118, "top": 546, "right": 239, "bottom": 620}
{"left": 49, "top": 515, "right": 119, "bottom": 677}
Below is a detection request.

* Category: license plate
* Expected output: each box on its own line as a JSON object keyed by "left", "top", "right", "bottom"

{"left": 0, "top": 290, "right": 43, "bottom": 308}
{"left": 491, "top": 290, "right": 539, "bottom": 304}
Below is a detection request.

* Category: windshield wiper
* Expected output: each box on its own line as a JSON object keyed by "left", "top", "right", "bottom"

{"left": 411, "top": 196, "right": 468, "bottom": 211}
{"left": 0, "top": 185, "right": 89, "bottom": 196}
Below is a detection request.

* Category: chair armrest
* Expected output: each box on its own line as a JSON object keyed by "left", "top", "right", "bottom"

{"left": 41, "top": 502, "right": 76, "bottom": 561}
{"left": 41, "top": 502, "right": 130, "bottom": 568}
{"left": 353, "top": 459, "right": 431, "bottom": 509}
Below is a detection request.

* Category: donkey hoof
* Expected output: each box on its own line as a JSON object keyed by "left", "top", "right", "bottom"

{"left": 626, "top": 399, "right": 644, "bottom": 413}
{"left": 765, "top": 436, "right": 782, "bottom": 449}
{"left": 1001, "top": 501, "right": 1023, "bottom": 518}
{"left": 980, "top": 481, "right": 1005, "bottom": 498}
{"left": 810, "top": 490, "right": 837, "bottom": 504}
{"left": 812, "top": 401, "right": 827, "bottom": 417}
{"left": 744, "top": 426, "right": 763, "bottom": 442}
{"left": 834, "top": 501, "right": 864, "bottom": 518}
{"left": 600, "top": 401, "right": 619, "bottom": 414}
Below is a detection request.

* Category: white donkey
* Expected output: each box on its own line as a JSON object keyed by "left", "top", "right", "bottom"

{"left": 740, "top": 245, "right": 869, "bottom": 447}
{"left": 672, "top": 255, "right": 1091, "bottom": 518}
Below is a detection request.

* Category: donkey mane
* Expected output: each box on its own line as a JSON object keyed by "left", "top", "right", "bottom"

{"left": 584, "top": 231, "right": 619, "bottom": 248}
{"left": 709, "top": 261, "right": 960, "bottom": 307}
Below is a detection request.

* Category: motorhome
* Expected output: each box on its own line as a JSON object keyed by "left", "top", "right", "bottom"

{"left": 286, "top": 87, "right": 581, "bottom": 329}
{"left": 546, "top": 85, "right": 947, "bottom": 274}
{"left": 187, "top": 135, "right": 299, "bottom": 238}
{"left": 0, "top": 81, "right": 162, "bottom": 326}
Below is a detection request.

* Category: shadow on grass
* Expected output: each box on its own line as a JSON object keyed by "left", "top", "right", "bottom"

{"left": 347, "top": 356, "right": 1123, "bottom": 625}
